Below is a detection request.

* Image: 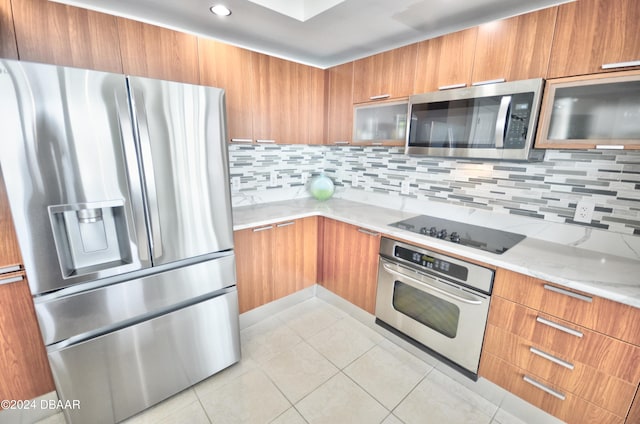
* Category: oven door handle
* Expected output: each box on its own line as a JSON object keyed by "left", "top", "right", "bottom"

{"left": 382, "top": 264, "right": 483, "bottom": 305}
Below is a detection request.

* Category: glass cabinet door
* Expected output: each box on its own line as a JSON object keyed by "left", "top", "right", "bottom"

{"left": 353, "top": 100, "right": 408, "bottom": 144}
{"left": 536, "top": 70, "right": 640, "bottom": 149}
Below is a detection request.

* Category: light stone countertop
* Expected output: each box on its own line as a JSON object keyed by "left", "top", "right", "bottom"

{"left": 232, "top": 197, "right": 640, "bottom": 309}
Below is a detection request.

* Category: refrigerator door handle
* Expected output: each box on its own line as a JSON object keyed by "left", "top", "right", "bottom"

{"left": 131, "top": 92, "right": 164, "bottom": 260}
{"left": 115, "top": 88, "right": 151, "bottom": 263}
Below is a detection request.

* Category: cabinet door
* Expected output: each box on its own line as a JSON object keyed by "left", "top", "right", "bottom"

{"left": 320, "top": 219, "right": 380, "bottom": 313}
{"left": 306, "top": 66, "right": 326, "bottom": 145}
{"left": 0, "top": 0, "right": 17, "bottom": 59}
{"left": 548, "top": 0, "right": 640, "bottom": 78}
{"left": 0, "top": 274, "right": 55, "bottom": 403}
{"left": 326, "top": 62, "right": 354, "bottom": 144}
{"left": 117, "top": 18, "right": 199, "bottom": 84}
{"left": 353, "top": 44, "right": 417, "bottom": 103}
{"left": 234, "top": 225, "right": 274, "bottom": 313}
{"left": 12, "top": 0, "right": 122, "bottom": 72}
{"left": 414, "top": 28, "right": 477, "bottom": 93}
{"left": 198, "top": 39, "right": 254, "bottom": 143}
{"left": 472, "top": 8, "right": 557, "bottom": 84}
{"left": 273, "top": 217, "right": 318, "bottom": 300}
{"left": 0, "top": 170, "right": 21, "bottom": 271}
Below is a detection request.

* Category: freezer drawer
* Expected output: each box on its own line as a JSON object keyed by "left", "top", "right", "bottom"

{"left": 48, "top": 290, "right": 240, "bottom": 424}
{"left": 36, "top": 254, "right": 236, "bottom": 345}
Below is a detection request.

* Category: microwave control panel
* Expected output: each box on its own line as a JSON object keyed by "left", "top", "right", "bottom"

{"left": 505, "top": 92, "right": 534, "bottom": 149}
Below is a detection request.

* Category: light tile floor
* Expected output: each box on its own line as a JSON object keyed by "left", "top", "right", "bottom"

{"left": 36, "top": 296, "right": 552, "bottom": 424}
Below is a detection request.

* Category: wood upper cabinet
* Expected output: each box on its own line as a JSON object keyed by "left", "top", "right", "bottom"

{"left": 235, "top": 217, "right": 318, "bottom": 313}
{"left": 352, "top": 44, "right": 417, "bottom": 103}
{"left": 0, "top": 0, "right": 17, "bottom": 59}
{"left": 472, "top": 7, "right": 557, "bottom": 84}
{"left": 11, "top": 0, "right": 122, "bottom": 72}
{"left": 198, "top": 39, "right": 254, "bottom": 143}
{"left": 251, "top": 53, "right": 325, "bottom": 144}
{"left": 320, "top": 218, "right": 380, "bottom": 314}
{"left": 548, "top": 0, "right": 640, "bottom": 78}
{"left": 326, "top": 62, "right": 354, "bottom": 144}
{"left": 414, "top": 28, "right": 477, "bottom": 93}
{"left": 117, "top": 18, "right": 199, "bottom": 84}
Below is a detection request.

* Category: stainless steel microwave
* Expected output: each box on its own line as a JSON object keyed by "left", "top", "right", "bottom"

{"left": 406, "top": 79, "right": 545, "bottom": 161}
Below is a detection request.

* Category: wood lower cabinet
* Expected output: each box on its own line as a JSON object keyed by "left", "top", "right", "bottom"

{"left": 0, "top": 0, "right": 17, "bottom": 59}
{"left": 480, "top": 269, "right": 640, "bottom": 423}
{"left": 11, "top": 0, "right": 122, "bottom": 72}
{"left": 117, "top": 18, "right": 199, "bottom": 84}
{"left": 548, "top": 0, "right": 640, "bottom": 77}
{"left": 234, "top": 217, "right": 318, "bottom": 313}
{"left": 319, "top": 218, "right": 380, "bottom": 314}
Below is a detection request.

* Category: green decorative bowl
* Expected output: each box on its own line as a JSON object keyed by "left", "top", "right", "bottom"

{"left": 309, "top": 174, "right": 335, "bottom": 201}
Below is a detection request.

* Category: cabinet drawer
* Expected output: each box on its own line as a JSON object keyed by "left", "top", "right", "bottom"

{"left": 483, "top": 324, "right": 636, "bottom": 417}
{"left": 488, "top": 296, "right": 640, "bottom": 384}
{"left": 493, "top": 269, "right": 640, "bottom": 346}
{"left": 480, "top": 353, "right": 623, "bottom": 424}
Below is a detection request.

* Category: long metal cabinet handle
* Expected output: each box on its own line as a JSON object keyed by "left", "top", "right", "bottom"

{"left": 602, "top": 60, "right": 640, "bottom": 70}
{"left": 230, "top": 138, "right": 253, "bottom": 144}
{"left": 129, "top": 85, "right": 163, "bottom": 259}
{"left": 252, "top": 225, "right": 273, "bottom": 232}
{"left": 529, "top": 347, "right": 574, "bottom": 370}
{"left": 0, "top": 274, "right": 24, "bottom": 286}
{"left": 438, "top": 83, "right": 466, "bottom": 90}
{"left": 115, "top": 86, "right": 151, "bottom": 262}
{"left": 536, "top": 316, "right": 583, "bottom": 338}
{"left": 333, "top": 141, "right": 350, "bottom": 145}
{"left": 276, "top": 221, "right": 295, "bottom": 228}
{"left": 256, "top": 139, "right": 276, "bottom": 144}
{"left": 494, "top": 95, "right": 511, "bottom": 149}
{"left": 472, "top": 78, "right": 506, "bottom": 86}
{"left": 543, "top": 284, "right": 592, "bottom": 303}
{"left": 382, "top": 263, "right": 482, "bottom": 305}
{"left": 523, "top": 375, "right": 566, "bottom": 401}
{"left": 369, "top": 94, "right": 391, "bottom": 100}
{"left": 595, "top": 145, "right": 624, "bottom": 150}
{"left": 0, "top": 265, "right": 21, "bottom": 275}
{"left": 357, "top": 228, "right": 380, "bottom": 237}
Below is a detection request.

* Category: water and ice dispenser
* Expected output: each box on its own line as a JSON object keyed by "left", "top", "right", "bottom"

{"left": 48, "top": 200, "right": 133, "bottom": 278}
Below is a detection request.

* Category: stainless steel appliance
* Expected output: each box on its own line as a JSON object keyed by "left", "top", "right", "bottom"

{"left": 0, "top": 59, "right": 240, "bottom": 423}
{"left": 375, "top": 237, "right": 495, "bottom": 380}
{"left": 406, "top": 79, "right": 545, "bottom": 161}
{"left": 389, "top": 215, "right": 526, "bottom": 254}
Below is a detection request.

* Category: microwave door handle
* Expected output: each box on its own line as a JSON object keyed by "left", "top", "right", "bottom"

{"left": 382, "top": 263, "right": 482, "bottom": 305}
{"left": 131, "top": 89, "right": 163, "bottom": 260}
{"left": 494, "top": 96, "right": 512, "bottom": 149}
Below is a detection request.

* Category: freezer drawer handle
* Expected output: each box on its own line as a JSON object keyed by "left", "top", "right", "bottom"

{"left": 529, "top": 347, "right": 574, "bottom": 370}
{"left": 543, "top": 284, "right": 592, "bottom": 303}
{"left": 0, "top": 265, "right": 21, "bottom": 275}
{"left": 523, "top": 375, "right": 566, "bottom": 401}
{"left": 0, "top": 274, "right": 24, "bottom": 286}
{"left": 536, "top": 316, "right": 583, "bottom": 338}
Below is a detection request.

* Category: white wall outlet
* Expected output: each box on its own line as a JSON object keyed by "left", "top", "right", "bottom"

{"left": 352, "top": 174, "right": 359, "bottom": 188}
{"left": 574, "top": 200, "right": 595, "bottom": 223}
{"left": 269, "top": 170, "right": 278, "bottom": 186}
{"left": 401, "top": 179, "right": 411, "bottom": 195}
{"left": 231, "top": 176, "right": 241, "bottom": 189}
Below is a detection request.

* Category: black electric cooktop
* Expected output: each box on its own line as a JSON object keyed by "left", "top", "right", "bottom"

{"left": 389, "top": 215, "right": 526, "bottom": 254}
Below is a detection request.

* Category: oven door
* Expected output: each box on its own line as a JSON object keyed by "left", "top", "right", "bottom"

{"left": 375, "top": 257, "right": 490, "bottom": 375}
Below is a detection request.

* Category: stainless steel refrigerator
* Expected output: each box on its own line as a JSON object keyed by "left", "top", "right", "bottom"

{"left": 0, "top": 59, "right": 240, "bottom": 423}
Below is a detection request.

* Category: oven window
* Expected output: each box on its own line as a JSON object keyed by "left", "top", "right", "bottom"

{"left": 392, "top": 281, "right": 460, "bottom": 338}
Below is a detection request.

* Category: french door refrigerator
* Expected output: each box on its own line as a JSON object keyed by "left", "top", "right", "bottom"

{"left": 0, "top": 59, "right": 240, "bottom": 423}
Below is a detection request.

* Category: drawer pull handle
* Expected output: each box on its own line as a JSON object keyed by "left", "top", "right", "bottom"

{"left": 543, "top": 284, "right": 592, "bottom": 303}
{"left": 0, "top": 265, "right": 21, "bottom": 275}
{"left": 0, "top": 274, "right": 24, "bottom": 286}
{"left": 276, "top": 221, "right": 295, "bottom": 228}
{"left": 438, "top": 83, "right": 466, "bottom": 90}
{"left": 252, "top": 225, "right": 273, "bottom": 232}
{"left": 523, "top": 375, "right": 566, "bottom": 401}
{"left": 369, "top": 94, "right": 391, "bottom": 100}
{"left": 602, "top": 60, "right": 640, "bottom": 70}
{"left": 536, "top": 316, "right": 583, "bottom": 338}
{"left": 357, "top": 228, "right": 380, "bottom": 237}
{"left": 529, "top": 347, "right": 574, "bottom": 370}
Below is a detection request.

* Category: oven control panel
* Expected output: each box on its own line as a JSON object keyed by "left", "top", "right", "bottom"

{"left": 395, "top": 245, "right": 468, "bottom": 281}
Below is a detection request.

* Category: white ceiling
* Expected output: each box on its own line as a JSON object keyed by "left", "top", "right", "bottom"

{"left": 51, "top": 0, "right": 573, "bottom": 69}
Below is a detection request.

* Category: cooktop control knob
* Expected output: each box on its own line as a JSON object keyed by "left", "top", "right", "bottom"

{"left": 450, "top": 232, "right": 461, "bottom": 243}
{"left": 437, "top": 229, "right": 447, "bottom": 239}
{"left": 429, "top": 226, "right": 438, "bottom": 237}
{"left": 419, "top": 226, "right": 428, "bottom": 235}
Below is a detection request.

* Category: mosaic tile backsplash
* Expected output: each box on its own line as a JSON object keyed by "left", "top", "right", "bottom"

{"left": 228, "top": 145, "right": 640, "bottom": 236}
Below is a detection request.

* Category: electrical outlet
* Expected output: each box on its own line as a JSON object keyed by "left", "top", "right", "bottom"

{"left": 352, "top": 174, "right": 359, "bottom": 188}
{"left": 401, "top": 179, "right": 411, "bottom": 195}
{"left": 574, "top": 200, "right": 595, "bottom": 223}
{"left": 231, "top": 176, "right": 241, "bottom": 189}
{"left": 269, "top": 170, "right": 277, "bottom": 186}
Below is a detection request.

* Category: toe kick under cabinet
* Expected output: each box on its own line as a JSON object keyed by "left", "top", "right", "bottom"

{"left": 479, "top": 269, "right": 640, "bottom": 424}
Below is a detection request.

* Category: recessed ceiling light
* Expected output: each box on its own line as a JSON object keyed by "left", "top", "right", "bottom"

{"left": 210, "top": 4, "right": 232, "bottom": 16}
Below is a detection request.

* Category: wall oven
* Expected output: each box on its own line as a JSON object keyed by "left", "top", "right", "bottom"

{"left": 375, "top": 237, "right": 494, "bottom": 380}
{"left": 406, "top": 79, "right": 544, "bottom": 161}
